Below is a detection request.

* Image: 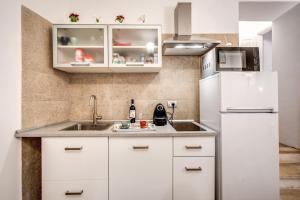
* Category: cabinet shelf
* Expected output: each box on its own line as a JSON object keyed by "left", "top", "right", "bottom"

{"left": 57, "top": 63, "right": 106, "bottom": 67}
{"left": 109, "top": 65, "right": 161, "bottom": 73}
{"left": 112, "top": 45, "right": 158, "bottom": 49}
{"left": 55, "top": 66, "right": 109, "bottom": 73}
{"left": 58, "top": 45, "right": 105, "bottom": 49}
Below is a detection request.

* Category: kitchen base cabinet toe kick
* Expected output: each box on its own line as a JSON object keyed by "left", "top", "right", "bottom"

{"left": 42, "top": 136, "right": 215, "bottom": 200}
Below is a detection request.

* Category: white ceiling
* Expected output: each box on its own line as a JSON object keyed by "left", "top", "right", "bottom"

{"left": 239, "top": 1, "right": 299, "bottom": 21}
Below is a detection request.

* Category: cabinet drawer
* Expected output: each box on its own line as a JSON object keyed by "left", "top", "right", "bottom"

{"left": 173, "top": 157, "right": 215, "bottom": 200}
{"left": 42, "top": 180, "right": 108, "bottom": 200}
{"left": 173, "top": 137, "right": 215, "bottom": 157}
{"left": 109, "top": 137, "right": 172, "bottom": 200}
{"left": 42, "top": 137, "right": 108, "bottom": 181}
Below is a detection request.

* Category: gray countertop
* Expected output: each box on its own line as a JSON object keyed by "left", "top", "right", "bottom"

{"left": 15, "top": 120, "right": 216, "bottom": 138}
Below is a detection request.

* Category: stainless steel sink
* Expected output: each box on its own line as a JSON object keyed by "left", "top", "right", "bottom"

{"left": 61, "top": 122, "right": 113, "bottom": 131}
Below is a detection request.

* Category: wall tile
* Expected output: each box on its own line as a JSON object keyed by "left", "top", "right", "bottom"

{"left": 69, "top": 56, "right": 201, "bottom": 121}
{"left": 22, "top": 6, "right": 70, "bottom": 130}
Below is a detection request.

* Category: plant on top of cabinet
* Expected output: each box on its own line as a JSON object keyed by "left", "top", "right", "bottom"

{"left": 53, "top": 24, "right": 108, "bottom": 73}
{"left": 69, "top": 13, "right": 79, "bottom": 23}
{"left": 109, "top": 25, "right": 162, "bottom": 72}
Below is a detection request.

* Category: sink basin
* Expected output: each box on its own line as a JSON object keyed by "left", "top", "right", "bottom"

{"left": 61, "top": 122, "right": 113, "bottom": 131}
{"left": 171, "top": 121, "right": 206, "bottom": 132}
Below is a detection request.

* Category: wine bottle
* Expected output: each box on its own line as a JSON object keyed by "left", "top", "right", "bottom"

{"left": 129, "top": 99, "right": 136, "bottom": 123}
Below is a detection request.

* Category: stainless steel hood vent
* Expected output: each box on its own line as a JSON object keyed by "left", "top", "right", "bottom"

{"left": 163, "top": 2, "right": 220, "bottom": 56}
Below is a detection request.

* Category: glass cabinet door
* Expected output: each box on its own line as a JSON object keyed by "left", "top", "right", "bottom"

{"left": 53, "top": 25, "right": 108, "bottom": 68}
{"left": 109, "top": 25, "right": 162, "bottom": 68}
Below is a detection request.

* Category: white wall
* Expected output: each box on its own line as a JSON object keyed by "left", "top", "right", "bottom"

{"left": 273, "top": 3, "right": 300, "bottom": 148}
{"left": 239, "top": 21, "right": 272, "bottom": 46}
{"left": 22, "top": 0, "right": 242, "bottom": 33}
{"left": 262, "top": 31, "right": 272, "bottom": 71}
{"left": 21, "top": 0, "right": 300, "bottom": 34}
{"left": 238, "top": 21, "right": 272, "bottom": 69}
{"left": 0, "top": 0, "right": 22, "bottom": 199}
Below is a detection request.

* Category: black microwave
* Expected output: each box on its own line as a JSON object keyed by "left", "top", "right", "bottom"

{"left": 201, "top": 47, "right": 260, "bottom": 78}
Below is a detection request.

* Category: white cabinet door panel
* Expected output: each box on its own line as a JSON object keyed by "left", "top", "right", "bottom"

{"left": 173, "top": 157, "right": 215, "bottom": 200}
{"left": 109, "top": 137, "right": 172, "bottom": 200}
{"left": 174, "top": 137, "right": 215, "bottom": 157}
{"left": 42, "top": 180, "right": 107, "bottom": 200}
{"left": 42, "top": 137, "right": 108, "bottom": 181}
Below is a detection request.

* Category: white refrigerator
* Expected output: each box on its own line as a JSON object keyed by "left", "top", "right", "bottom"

{"left": 200, "top": 72, "right": 280, "bottom": 200}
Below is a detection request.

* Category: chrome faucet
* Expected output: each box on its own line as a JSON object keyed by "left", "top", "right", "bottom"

{"left": 89, "top": 95, "right": 102, "bottom": 125}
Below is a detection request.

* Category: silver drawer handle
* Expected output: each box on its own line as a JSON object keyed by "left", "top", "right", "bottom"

{"left": 185, "top": 145, "right": 202, "bottom": 149}
{"left": 185, "top": 166, "right": 202, "bottom": 171}
{"left": 71, "top": 63, "right": 90, "bottom": 66}
{"left": 133, "top": 145, "right": 149, "bottom": 150}
{"left": 126, "top": 63, "right": 145, "bottom": 67}
{"left": 64, "top": 146, "right": 83, "bottom": 151}
{"left": 65, "top": 190, "right": 83, "bottom": 196}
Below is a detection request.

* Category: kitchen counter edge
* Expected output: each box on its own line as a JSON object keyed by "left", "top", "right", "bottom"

{"left": 15, "top": 120, "right": 217, "bottom": 138}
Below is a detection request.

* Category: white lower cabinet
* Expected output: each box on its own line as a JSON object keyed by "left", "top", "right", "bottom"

{"left": 42, "top": 180, "right": 108, "bottom": 200}
{"left": 173, "top": 137, "right": 215, "bottom": 157}
{"left": 109, "top": 137, "right": 173, "bottom": 200}
{"left": 42, "top": 137, "right": 108, "bottom": 200}
{"left": 173, "top": 157, "right": 215, "bottom": 200}
{"left": 42, "top": 137, "right": 108, "bottom": 181}
{"left": 42, "top": 136, "right": 215, "bottom": 200}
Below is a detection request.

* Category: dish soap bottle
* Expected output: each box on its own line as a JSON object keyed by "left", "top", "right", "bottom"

{"left": 129, "top": 99, "right": 136, "bottom": 123}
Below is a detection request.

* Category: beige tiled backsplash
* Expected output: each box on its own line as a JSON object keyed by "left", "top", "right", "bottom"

{"left": 69, "top": 56, "right": 200, "bottom": 121}
{"left": 22, "top": 6, "right": 71, "bottom": 129}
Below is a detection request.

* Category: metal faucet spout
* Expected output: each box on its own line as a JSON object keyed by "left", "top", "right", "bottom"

{"left": 89, "top": 95, "right": 102, "bottom": 125}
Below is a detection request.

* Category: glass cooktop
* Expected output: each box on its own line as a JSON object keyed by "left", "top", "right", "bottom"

{"left": 171, "top": 122, "right": 206, "bottom": 132}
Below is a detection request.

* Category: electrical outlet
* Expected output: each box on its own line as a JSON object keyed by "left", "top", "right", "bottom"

{"left": 167, "top": 100, "right": 177, "bottom": 108}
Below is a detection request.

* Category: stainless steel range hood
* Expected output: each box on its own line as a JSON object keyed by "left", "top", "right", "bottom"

{"left": 163, "top": 2, "right": 220, "bottom": 56}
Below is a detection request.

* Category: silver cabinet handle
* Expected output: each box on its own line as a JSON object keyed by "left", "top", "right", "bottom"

{"left": 65, "top": 190, "right": 83, "bottom": 196}
{"left": 185, "top": 166, "right": 202, "bottom": 171}
{"left": 71, "top": 63, "right": 90, "bottom": 66}
{"left": 133, "top": 145, "right": 149, "bottom": 150}
{"left": 185, "top": 145, "right": 202, "bottom": 149}
{"left": 64, "top": 146, "right": 83, "bottom": 151}
{"left": 126, "top": 63, "right": 144, "bottom": 67}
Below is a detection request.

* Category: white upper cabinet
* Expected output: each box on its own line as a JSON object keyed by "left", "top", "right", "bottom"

{"left": 53, "top": 24, "right": 108, "bottom": 73}
{"left": 108, "top": 25, "right": 162, "bottom": 72}
{"left": 53, "top": 24, "right": 162, "bottom": 73}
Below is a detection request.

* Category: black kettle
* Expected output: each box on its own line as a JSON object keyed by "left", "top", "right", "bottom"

{"left": 153, "top": 103, "right": 167, "bottom": 126}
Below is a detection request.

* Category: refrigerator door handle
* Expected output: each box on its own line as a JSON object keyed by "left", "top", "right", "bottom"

{"left": 226, "top": 107, "right": 274, "bottom": 113}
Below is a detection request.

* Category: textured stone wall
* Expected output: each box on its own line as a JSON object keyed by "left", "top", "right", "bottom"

{"left": 69, "top": 56, "right": 201, "bottom": 121}
{"left": 22, "top": 6, "right": 70, "bottom": 129}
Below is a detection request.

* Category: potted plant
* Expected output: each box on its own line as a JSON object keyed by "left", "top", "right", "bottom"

{"left": 69, "top": 13, "right": 79, "bottom": 23}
